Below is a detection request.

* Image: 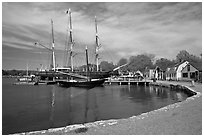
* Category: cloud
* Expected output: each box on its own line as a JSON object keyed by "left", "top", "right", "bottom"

{"left": 2, "top": 2, "right": 202, "bottom": 69}
{"left": 3, "top": 42, "right": 34, "bottom": 50}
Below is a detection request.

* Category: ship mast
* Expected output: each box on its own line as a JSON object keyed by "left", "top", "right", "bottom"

{"left": 95, "top": 16, "right": 100, "bottom": 72}
{"left": 66, "top": 8, "right": 74, "bottom": 72}
{"left": 85, "top": 46, "right": 90, "bottom": 81}
{"left": 51, "top": 19, "right": 56, "bottom": 71}
{"left": 34, "top": 19, "right": 56, "bottom": 71}
{"left": 26, "top": 62, "right": 28, "bottom": 77}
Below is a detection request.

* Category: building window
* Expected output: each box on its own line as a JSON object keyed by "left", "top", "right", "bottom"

{"left": 190, "top": 72, "right": 195, "bottom": 79}
{"left": 187, "top": 64, "right": 190, "bottom": 71}
{"left": 183, "top": 73, "right": 188, "bottom": 78}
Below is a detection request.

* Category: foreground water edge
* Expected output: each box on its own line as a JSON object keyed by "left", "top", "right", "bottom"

{"left": 2, "top": 78, "right": 197, "bottom": 134}
{"left": 21, "top": 81, "right": 201, "bottom": 135}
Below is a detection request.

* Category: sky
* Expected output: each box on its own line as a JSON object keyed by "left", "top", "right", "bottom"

{"left": 2, "top": 2, "right": 202, "bottom": 70}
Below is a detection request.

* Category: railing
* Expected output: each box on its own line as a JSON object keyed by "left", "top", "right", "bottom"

{"left": 56, "top": 71, "right": 89, "bottom": 79}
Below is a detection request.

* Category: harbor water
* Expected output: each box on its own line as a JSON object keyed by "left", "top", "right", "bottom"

{"left": 2, "top": 77, "right": 191, "bottom": 134}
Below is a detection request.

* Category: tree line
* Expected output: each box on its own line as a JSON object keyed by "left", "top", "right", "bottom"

{"left": 3, "top": 50, "right": 202, "bottom": 76}
{"left": 99, "top": 50, "right": 202, "bottom": 72}
{"left": 2, "top": 70, "right": 37, "bottom": 76}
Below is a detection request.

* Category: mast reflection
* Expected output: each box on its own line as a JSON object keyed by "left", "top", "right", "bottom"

{"left": 49, "top": 85, "right": 56, "bottom": 128}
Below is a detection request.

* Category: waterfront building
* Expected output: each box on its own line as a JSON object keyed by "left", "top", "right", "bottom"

{"left": 143, "top": 66, "right": 165, "bottom": 80}
{"left": 135, "top": 70, "right": 144, "bottom": 77}
{"left": 143, "top": 69, "right": 154, "bottom": 79}
{"left": 165, "top": 61, "right": 201, "bottom": 82}
{"left": 166, "top": 61, "right": 189, "bottom": 81}
{"left": 154, "top": 66, "right": 165, "bottom": 80}
{"left": 181, "top": 63, "right": 201, "bottom": 81}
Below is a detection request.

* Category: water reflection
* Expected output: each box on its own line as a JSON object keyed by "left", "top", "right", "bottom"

{"left": 48, "top": 87, "right": 101, "bottom": 127}
{"left": 49, "top": 85, "right": 55, "bottom": 128}
{"left": 49, "top": 86, "right": 73, "bottom": 128}
{"left": 176, "top": 92, "right": 184, "bottom": 101}
{"left": 66, "top": 88, "right": 72, "bottom": 125}
{"left": 84, "top": 88, "right": 99, "bottom": 123}
{"left": 2, "top": 78, "right": 190, "bottom": 134}
{"left": 119, "top": 85, "right": 186, "bottom": 107}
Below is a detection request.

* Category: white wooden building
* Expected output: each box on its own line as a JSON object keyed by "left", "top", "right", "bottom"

{"left": 166, "top": 61, "right": 189, "bottom": 80}
{"left": 181, "top": 63, "right": 200, "bottom": 81}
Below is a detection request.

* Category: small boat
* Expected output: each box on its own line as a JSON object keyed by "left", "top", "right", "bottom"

{"left": 14, "top": 76, "right": 39, "bottom": 85}
{"left": 13, "top": 81, "right": 38, "bottom": 85}
{"left": 17, "top": 76, "right": 32, "bottom": 82}
{"left": 17, "top": 63, "right": 35, "bottom": 82}
{"left": 39, "top": 80, "right": 57, "bottom": 85}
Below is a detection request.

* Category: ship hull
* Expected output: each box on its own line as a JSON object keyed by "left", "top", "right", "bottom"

{"left": 58, "top": 79, "right": 105, "bottom": 88}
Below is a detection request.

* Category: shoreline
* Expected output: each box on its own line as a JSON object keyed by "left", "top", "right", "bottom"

{"left": 17, "top": 81, "right": 202, "bottom": 135}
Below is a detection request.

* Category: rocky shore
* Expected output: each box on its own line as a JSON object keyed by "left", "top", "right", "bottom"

{"left": 20, "top": 81, "right": 202, "bottom": 135}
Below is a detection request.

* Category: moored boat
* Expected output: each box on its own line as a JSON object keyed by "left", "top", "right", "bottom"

{"left": 58, "top": 78, "right": 105, "bottom": 88}
{"left": 13, "top": 81, "right": 38, "bottom": 85}
{"left": 35, "top": 9, "right": 124, "bottom": 82}
{"left": 58, "top": 46, "right": 105, "bottom": 88}
{"left": 62, "top": 9, "right": 113, "bottom": 79}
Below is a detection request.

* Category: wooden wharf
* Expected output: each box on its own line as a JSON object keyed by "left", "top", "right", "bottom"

{"left": 105, "top": 79, "right": 152, "bottom": 86}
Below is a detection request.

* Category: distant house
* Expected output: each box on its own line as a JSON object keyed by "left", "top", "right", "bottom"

{"left": 135, "top": 70, "right": 144, "bottom": 77}
{"left": 154, "top": 66, "right": 165, "bottom": 80}
{"left": 143, "top": 66, "right": 165, "bottom": 80}
{"left": 165, "top": 67, "right": 176, "bottom": 80}
{"left": 143, "top": 68, "right": 154, "bottom": 79}
{"left": 181, "top": 63, "right": 201, "bottom": 81}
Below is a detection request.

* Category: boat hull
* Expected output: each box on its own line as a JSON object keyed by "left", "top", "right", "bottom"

{"left": 58, "top": 79, "right": 105, "bottom": 88}
{"left": 13, "top": 82, "right": 38, "bottom": 85}
{"left": 18, "top": 77, "right": 32, "bottom": 82}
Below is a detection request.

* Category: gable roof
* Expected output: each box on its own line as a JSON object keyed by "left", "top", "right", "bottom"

{"left": 166, "top": 60, "right": 202, "bottom": 73}
{"left": 166, "top": 67, "right": 177, "bottom": 74}
{"left": 174, "top": 60, "right": 189, "bottom": 67}
{"left": 189, "top": 61, "right": 202, "bottom": 71}
{"left": 180, "top": 63, "right": 197, "bottom": 72}
{"left": 166, "top": 61, "right": 188, "bottom": 74}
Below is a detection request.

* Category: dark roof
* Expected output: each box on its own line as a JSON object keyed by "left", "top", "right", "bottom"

{"left": 174, "top": 60, "right": 188, "bottom": 67}
{"left": 166, "top": 67, "right": 176, "bottom": 74}
{"left": 155, "top": 66, "right": 165, "bottom": 72}
{"left": 166, "top": 60, "right": 188, "bottom": 73}
{"left": 166, "top": 60, "right": 202, "bottom": 73}
{"left": 189, "top": 61, "right": 202, "bottom": 71}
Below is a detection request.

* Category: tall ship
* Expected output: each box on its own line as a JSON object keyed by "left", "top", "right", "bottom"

{"left": 35, "top": 9, "right": 122, "bottom": 82}
{"left": 62, "top": 9, "right": 112, "bottom": 79}
{"left": 58, "top": 46, "right": 106, "bottom": 88}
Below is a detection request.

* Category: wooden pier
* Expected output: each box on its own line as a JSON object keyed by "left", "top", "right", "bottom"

{"left": 105, "top": 79, "right": 152, "bottom": 86}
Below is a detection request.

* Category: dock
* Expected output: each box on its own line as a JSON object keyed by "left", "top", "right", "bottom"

{"left": 105, "top": 79, "right": 152, "bottom": 86}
